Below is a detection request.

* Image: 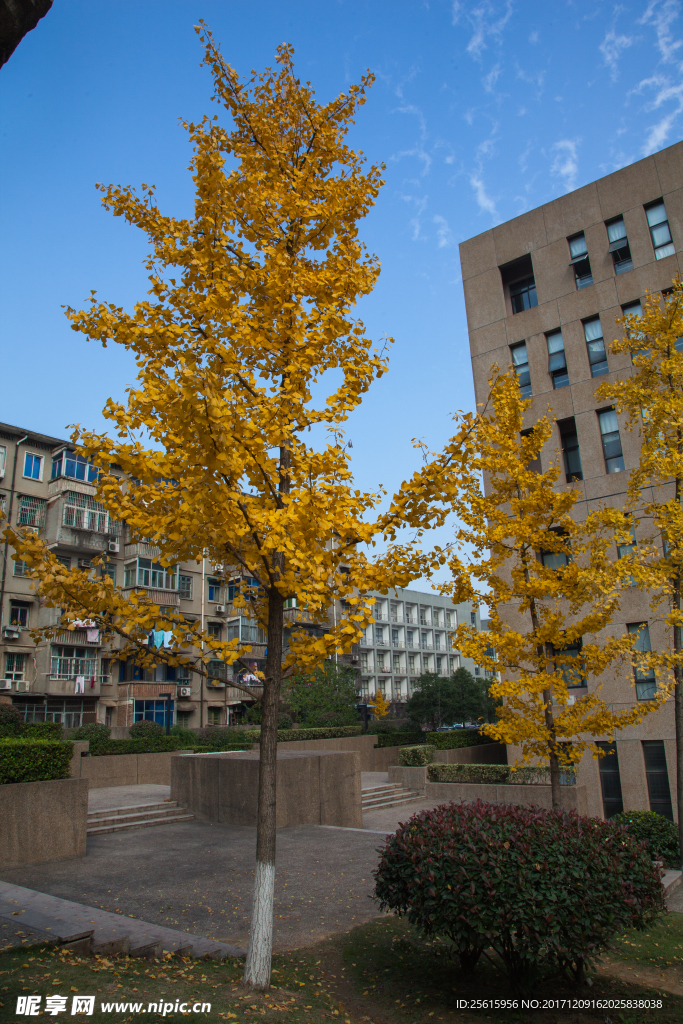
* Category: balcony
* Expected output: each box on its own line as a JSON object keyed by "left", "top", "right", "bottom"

{"left": 54, "top": 629, "right": 103, "bottom": 646}
{"left": 42, "top": 675, "right": 103, "bottom": 697}
{"left": 124, "top": 542, "right": 161, "bottom": 558}
{"left": 122, "top": 587, "right": 180, "bottom": 608}
{"left": 283, "top": 606, "right": 320, "bottom": 626}
{"left": 391, "top": 640, "right": 405, "bottom": 648}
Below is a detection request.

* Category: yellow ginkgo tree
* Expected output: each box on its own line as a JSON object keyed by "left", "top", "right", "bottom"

{"left": 596, "top": 278, "right": 683, "bottom": 865}
{"left": 387, "top": 371, "right": 672, "bottom": 809}
{"left": 4, "top": 27, "right": 430, "bottom": 990}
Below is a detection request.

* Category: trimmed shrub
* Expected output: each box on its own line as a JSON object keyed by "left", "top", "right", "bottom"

{"left": 0, "top": 739, "right": 74, "bottom": 784}
{"left": 129, "top": 719, "right": 164, "bottom": 737}
{"left": 398, "top": 744, "right": 435, "bottom": 767}
{"left": 611, "top": 810, "right": 681, "bottom": 869}
{"left": 374, "top": 800, "right": 664, "bottom": 995}
{"left": 73, "top": 723, "right": 110, "bottom": 742}
{"left": 277, "top": 714, "right": 294, "bottom": 730}
{"left": 426, "top": 729, "right": 492, "bottom": 750}
{"left": 428, "top": 763, "right": 577, "bottom": 786}
{"left": 375, "top": 732, "right": 425, "bottom": 748}
{"left": 0, "top": 703, "right": 22, "bottom": 729}
{"left": 89, "top": 736, "right": 193, "bottom": 756}
{"left": 0, "top": 718, "right": 63, "bottom": 740}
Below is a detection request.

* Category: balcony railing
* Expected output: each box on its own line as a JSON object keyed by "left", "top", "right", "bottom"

{"left": 124, "top": 542, "right": 161, "bottom": 558}
{"left": 391, "top": 640, "right": 405, "bottom": 648}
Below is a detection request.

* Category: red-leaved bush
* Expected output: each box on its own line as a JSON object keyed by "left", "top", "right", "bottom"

{"left": 373, "top": 800, "right": 663, "bottom": 993}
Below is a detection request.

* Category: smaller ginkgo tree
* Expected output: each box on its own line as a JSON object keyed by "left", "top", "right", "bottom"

{"left": 387, "top": 371, "right": 671, "bottom": 808}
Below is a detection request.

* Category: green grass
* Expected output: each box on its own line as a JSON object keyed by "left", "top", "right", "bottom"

{"left": 611, "top": 912, "right": 683, "bottom": 969}
{"left": 1, "top": 915, "right": 682, "bottom": 1024}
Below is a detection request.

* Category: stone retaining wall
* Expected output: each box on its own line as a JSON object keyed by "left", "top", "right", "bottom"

{"left": 424, "top": 780, "right": 588, "bottom": 813}
{"left": 0, "top": 777, "right": 88, "bottom": 868}
{"left": 69, "top": 744, "right": 193, "bottom": 789}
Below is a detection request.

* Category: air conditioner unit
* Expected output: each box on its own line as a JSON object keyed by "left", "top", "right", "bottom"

{"left": 25, "top": 526, "right": 39, "bottom": 534}
{"left": 212, "top": 563, "right": 225, "bottom": 574}
{"left": 78, "top": 558, "right": 92, "bottom": 569}
{"left": 215, "top": 604, "right": 226, "bottom": 614}
{"left": 179, "top": 686, "right": 192, "bottom": 697}
{"left": 16, "top": 681, "right": 30, "bottom": 692}
{"left": 0, "top": 680, "right": 12, "bottom": 690}
{"left": 108, "top": 541, "right": 120, "bottom": 553}
{"left": 184, "top": 633, "right": 194, "bottom": 643}
{"left": 1, "top": 626, "right": 20, "bottom": 640}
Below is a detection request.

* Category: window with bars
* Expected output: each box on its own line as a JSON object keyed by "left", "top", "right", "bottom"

{"left": 510, "top": 341, "right": 532, "bottom": 398}
{"left": 50, "top": 645, "right": 97, "bottom": 680}
{"left": 568, "top": 232, "right": 593, "bottom": 289}
{"left": 9, "top": 601, "right": 30, "bottom": 627}
{"left": 17, "top": 495, "right": 46, "bottom": 529}
{"left": 583, "top": 317, "right": 608, "bottom": 376}
{"left": 558, "top": 418, "right": 583, "bottom": 482}
{"left": 606, "top": 216, "right": 633, "bottom": 274}
{"left": 547, "top": 329, "right": 569, "bottom": 388}
{"left": 62, "top": 491, "right": 115, "bottom": 534}
{"left": 596, "top": 741, "right": 624, "bottom": 818}
{"left": 598, "top": 409, "right": 625, "bottom": 473}
{"left": 645, "top": 200, "right": 675, "bottom": 260}
{"left": 207, "top": 621, "right": 222, "bottom": 640}
{"left": 627, "top": 622, "right": 657, "bottom": 699}
{"left": 4, "top": 652, "right": 26, "bottom": 681}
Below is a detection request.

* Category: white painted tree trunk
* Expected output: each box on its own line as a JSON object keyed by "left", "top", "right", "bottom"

{"left": 243, "top": 860, "right": 275, "bottom": 988}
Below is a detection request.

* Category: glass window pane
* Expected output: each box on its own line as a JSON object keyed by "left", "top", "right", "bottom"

{"left": 583, "top": 318, "right": 603, "bottom": 343}
{"left": 646, "top": 202, "right": 667, "bottom": 228}
{"left": 569, "top": 235, "right": 587, "bottom": 258}
{"left": 655, "top": 241, "right": 676, "bottom": 260}
{"left": 547, "top": 330, "right": 564, "bottom": 354}
{"left": 651, "top": 222, "right": 673, "bottom": 247}
{"left": 607, "top": 218, "right": 627, "bottom": 243}
{"left": 599, "top": 410, "right": 619, "bottom": 435}
{"left": 511, "top": 343, "right": 527, "bottom": 365}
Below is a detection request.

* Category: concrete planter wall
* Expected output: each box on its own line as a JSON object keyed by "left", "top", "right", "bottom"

{"left": 172, "top": 749, "right": 362, "bottom": 828}
{"left": 0, "top": 777, "right": 88, "bottom": 868}
{"left": 388, "top": 764, "right": 428, "bottom": 794}
{"left": 70, "top": 744, "right": 194, "bottom": 789}
{"left": 424, "top": 780, "right": 588, "bottom": 814}
{"left": 267, "top": 734, "right": 379, "bottom": 772}
{"left": 432, "top": 742, "right": 507, "bottom": 765}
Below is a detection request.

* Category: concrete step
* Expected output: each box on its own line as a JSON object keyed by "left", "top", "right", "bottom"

{"left": 88, "top": 805, "right": 184, "bottom": 827}
{"left": 87, "top": 813, "right": 194, "bottom": 836}
{"left": 362, "top": 783, "right": 420, "bottom": 810}
{"left": 362, "top": 794, "right": 421, "bottom": 810}
{"left": 88, "top": 801, "right": 177, "bottom": 821}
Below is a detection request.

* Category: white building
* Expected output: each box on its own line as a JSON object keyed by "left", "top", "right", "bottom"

{"left": 357, "top": 587, "right": 481, "bottom": 702}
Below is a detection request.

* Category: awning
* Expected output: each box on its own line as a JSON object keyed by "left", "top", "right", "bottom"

{"left": 609, "top": 238, "right": 628, "bottom": 253}
{"left": 98, "top": 699, "right": 118, "bottom": 707}
{"left": 177, "top": 702, "right": 196, "bottom": 710}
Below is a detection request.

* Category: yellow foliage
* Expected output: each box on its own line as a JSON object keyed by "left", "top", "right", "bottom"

{"left": 368, "top": 689, "right": 391, "bottom": 719}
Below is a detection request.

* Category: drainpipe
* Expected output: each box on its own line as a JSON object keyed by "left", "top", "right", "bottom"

{"left": 200, "top": 551, "right": 206, "bottom": 729}
{"left": 0, "top": 435, "right": 28, "bottom": 631}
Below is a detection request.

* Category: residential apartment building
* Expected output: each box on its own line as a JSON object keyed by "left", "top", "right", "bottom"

{"left": 358, "top": 587, "right": 481, "bottom": 704}
{"left": 0, "top": 422, "right": 267, "bottom": 729}
{"left": 459, "top": 139, "right": 683, "bottom": 820}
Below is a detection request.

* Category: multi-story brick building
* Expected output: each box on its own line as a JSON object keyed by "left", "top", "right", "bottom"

{"left": 0, "top": 421, "right": 268, "bottom": 729}
{"left": 458, "top": 139, "right": 683, "bottom": 820}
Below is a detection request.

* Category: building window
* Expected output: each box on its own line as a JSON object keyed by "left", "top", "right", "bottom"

{"left": 547, "top": 329, "right": 569, "bottom": 388}
{"left": 540, "top": 529, "right": 569, "bottom": 570}
{"left": 391, "top": 627, "right": 399, "bottom": 646}
{"left": 520, "top": 428, "right": 542, "bottom": 473}
{"left": 13, "top": 558, "right": 28, "bottom": 577}
{"left": 558, "top": 418, "right": 583, "bottom": 482}
{"left": 4, "top": 652, "right": 26, "bottom": 681}
{"left": 510, "top": 342, "right": 532, "bottom": 398}
{"left": 99, "top": 561, "right": 116, "bottom": 583}
{"left": 207, "top": 621, "right": 222, "bottom": 640}
{"left": 510, "top": 276, "right": 538, "bottom": 313}
{"left": 17, "top": 495, "right": 47, "bottom": 529}
{"left": 9, "top": 601, "right": 30, "bottom": 628}
{"left": 446, "top": 610, "right": 455, "bottom": 628}
{"left": 606, "top": 216, "right": 633, "bottom": 274}
{"left": 207, "top": 578, "right": 223, "bottom": 602}
{"left": 596, "top": 741, "right": 624, "bottom": 818}
{"left": 645, "top": 200, "right": 675, "bottom": 260}
{"left": 124, "top": 558, "right": 178, "bottom": 590}
{"left": 51, "top": 449, "right": 99, "bottom": 483}
{"left": 62, "top": 493, "right": 111, "bottom": 534}
{"left": 568, "top": 232, "right": 593, "bottom": 289}
{"left": 360, "top": 652, "right": 369, "bottom": 671}
{"left": 23, "top": 453, "right": 43, "bottom": 480}
{"left": 470, "top": 611, "right": 476, "bottom": 625}
{"left": 0, "top": 446, "right": 5, "bottom": 476}
{"left": 554, "top": 640, "right": 586, "bottom": 688}
{"left": 583, "top": 317, "right": 608, "bottom": 376}
{"left": 50, "top": 645, "right": 97, "bottom": 680}
{"left": 360, "top": 679, "right": 370, "bottom": 699}
{"left": 408, "top": 654, "right": 416, "bottom": 673}
{"left": 179, "top": 575, "right": 193, "bottom": 599}
{"left": 598, "top": 409, "right": 625, "bottom": 473}
{"left": 376, "top": 651, "right": 386, "bottom": 672}
{"left": 627, "top": 622, "right": 656, "bottom": 700}
{"left": 177, "top": 711, "right": 193, "bottom": 728}
{"left": 622, "top": 299, "right": 642, "bottom": 319}
{"left": 642, "top": 740, "right": 673, "bottom": 820}
{"left": 375, "top": 626, "right": 384, "bottom": 646}
{"left": 134, "top": 698, "right": 175, "bottom": 726}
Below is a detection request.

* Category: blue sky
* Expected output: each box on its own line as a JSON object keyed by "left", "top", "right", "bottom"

{"left": 1, "top": 0, "right": 682, "bottom": 584}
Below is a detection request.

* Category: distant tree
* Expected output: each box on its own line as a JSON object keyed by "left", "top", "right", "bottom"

{"left": 368, "top": 688, "right": 391, "bottom": 720}
{"left": 450, "top": 667, "right": 487, "bottom": 725}
{"left": 0, "top": 0, "right": 53, "bottom": 68}
{"left": 285, "top": 663, "right": 359, "bottom": 728}
{"left": 406, "top": 672, "right": 460, "bottom": 732}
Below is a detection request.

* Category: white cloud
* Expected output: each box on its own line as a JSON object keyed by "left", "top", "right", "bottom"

{"left": 631, "top": 73, "right": 683, "bottom": 153}
{"left": 640, "top": 0, "right": 683, "bottom": 63}
{"left": 391, "top": 105, "right": 432, "bottom": 176}
{"left": 470, "top": 173, "right": 499, "bottom": 219}
{"left": 483, "top": 62, "right": 502, "bottom": 92}
{"left": 452, "top": 1, "right": 514, "bottom": 60}
{"left": 433, "top": 214, "right": 454, "bottom": 248}
{"left": 550, "top": 139, "right": 580, "bottom": 192}
{"left": 529, "top": 31, "right": 539, "bottom": 44}
{"left": 599, "top": 30, "right": 634, "bottom": 80}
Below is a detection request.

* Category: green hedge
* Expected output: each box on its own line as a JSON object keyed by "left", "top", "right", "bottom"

{"left": 0, "top": 721, "right": 63, "bottom": 740}
{"left": 375, "top": 732, "right": 425, "bottom": 748}
{"left": 89, "top": 737, "right": 195, "bottom": 756}
{"left": 611, "top": 810, "right": 681, "bottom": 868}
{"left": 425, "top": 729, "right": 493, "bottom": 750}
{"left": 0, "top": 739, "right": 74, "bottom": 784}
{"left": 398, "top": 745, "right": 435, "bottom": 767}
{"left": 428, "top": 763, "right": 577, "bottom": 786}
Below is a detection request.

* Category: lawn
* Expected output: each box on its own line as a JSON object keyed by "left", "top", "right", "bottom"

{"left": 1, "top": 914, "right": 682, "bottom": 1023}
